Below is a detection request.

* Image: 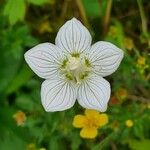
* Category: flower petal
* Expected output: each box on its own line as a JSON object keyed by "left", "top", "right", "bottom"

{"left": 77, "top": 75, "right": 111, "bottom": 112}
{"left": 72, "top": 115, "right": 87, "bottom": 128}
{"left": 85, "top": 109, "right": 100, "bottom": 117}
{"left": 55, "top": 18, "right": 92, "bottom": 53}
{"left": 41, "top": 78, "right": 77, "bottom": 112}
{"left": 24, "top": 43, "right": 62, "bottom": 79}
{"left": 80, "top": 126, "right": 98, "bottom": 139}
{"left": 96, "top": 114, "right": 108, "bottom": 127}
{"left": 89, "top": 41, "right": 124, "bottom": 77}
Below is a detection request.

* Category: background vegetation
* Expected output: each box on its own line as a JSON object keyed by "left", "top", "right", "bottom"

{"left": 0, "top": 0, "right": 150, "bottom": 149}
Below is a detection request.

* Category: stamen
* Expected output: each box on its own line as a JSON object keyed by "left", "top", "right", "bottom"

{"left": 60, "top": 54, "right": 91, "bottom": 84}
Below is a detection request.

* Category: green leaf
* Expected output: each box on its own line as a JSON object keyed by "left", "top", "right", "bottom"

{"left": 0, "top": 108, "right": 30, "bottom": 146}
{"left": 133, "top": 122, "right": 144, "bottom": 138}
{"left": 92, "top": 131, "right": 119, "bottom": 150}
{"left": 28, "top": 0, "right": 48, "bottom": 5}
{"left": 0, "top": 44, "right": 22, "bottom": 95}
{"left": 0, "top": 132, "right": 27, "bottom": 150}
{"left": 70, "top": 132, "right": 81, "bottom": 150}
{"left": 127, "top": 139, "right": 150, "bottom": 150}
{"left": 0, "top": 25, "right": 38, "bottom": 96}
{"left": 6, "top": 64, "right": 33, "bottom": 94}
{"left": 83, "top": 0, "right": 100, "bottom": 18}
{"left": 4, "top": 0, "right": 26, "bottom": 25}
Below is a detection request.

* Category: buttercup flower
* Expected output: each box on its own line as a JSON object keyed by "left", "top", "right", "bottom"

{"left": 125, "top": 119, "right": 134, "bottom": 128}
{"left": 38, "top": 21, "right": 52, "bottom": 34}
{"left": 124, "top": 37, "right": 134, "bottom": 51}
{"left": 27, "top": 143, "right": 36, "bottom": 150}
{"left": 73, "top": 109, "right": 108, "bottom": 139}
{"left": 13, "top": 110, "right": 26, "bottom": 126}
{"left": 136, "top": 56, "right": 148, "bottom": 74}
{"left": 25, "top": 18, "right": 124, "bottom": 112}
{"left": 116, "top": 88, "right": 127, "bottom": 101}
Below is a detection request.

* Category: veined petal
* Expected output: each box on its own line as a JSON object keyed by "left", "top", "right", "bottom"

{"left": 72, "top": 115, "right": 87, "bottom": 128}
{"left": 24, "top": 43, "right": 62, "bottom": 79}
{"left": 55, "top": 18, "right": 92, "bottom": 53}
{"left": 77, "top": 75, "right": 111, "bottom": 112}
{"left": 41, "top": 78, "right": 77, "bottom": 112}
{"left": 89, "top": 41, "right": 124, "bottom": 77}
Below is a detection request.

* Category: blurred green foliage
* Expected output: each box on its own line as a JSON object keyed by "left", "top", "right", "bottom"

{"left": 0, "top": 0, "right": 150, "bottom": 150}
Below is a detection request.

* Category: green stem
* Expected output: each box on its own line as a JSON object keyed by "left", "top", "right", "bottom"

{"left": 102, "top": 0, "right": 112, "bottom": 36}
{"left": 137, "top": 0, "right": 148, "bottom": 35}
{"left": 75, "top": 0, "right": 90, "bottom": 28}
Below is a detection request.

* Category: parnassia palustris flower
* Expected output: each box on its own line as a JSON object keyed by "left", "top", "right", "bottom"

{"left": 25, "top": 18, "right": 124, "bottom": 112}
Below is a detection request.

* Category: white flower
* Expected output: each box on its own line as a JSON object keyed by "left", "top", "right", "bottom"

{"left": 24, "top": 18, "right": 124, "bottom": 112}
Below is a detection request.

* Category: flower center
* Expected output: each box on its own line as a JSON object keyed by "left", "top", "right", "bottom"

{"left": 85, "top": 117, "right": 99, "bottom": 128}
{"left": 60, "top": 53, "right": 91, "bottom": 84}
{"left": 68, "top": 56, "right": 80, "bottom": 71}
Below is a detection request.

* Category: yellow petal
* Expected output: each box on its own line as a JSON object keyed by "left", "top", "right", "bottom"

{"left": 72, "top": 115, "right": 87, "bottom": 128}
{"left": 97, "top": 114, "right": 108, "bottom": 127}
{"left": 85, "top": 109, "right": 100, "bottom": 117}
{"left": 80, "top": 126, "right": 98, "bottom": 139}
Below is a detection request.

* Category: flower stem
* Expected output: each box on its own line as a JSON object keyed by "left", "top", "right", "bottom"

{"left": 75, "top": 0, "right": 90, "bottom": 28}
{"left": 60, "top": 0, "right": 69, "bottom": 20}
{"left": 137, "top": 0, "right": 148, "bottom": 35}
{"left": 102, "top": 0, "right": 112, "bottom": 36}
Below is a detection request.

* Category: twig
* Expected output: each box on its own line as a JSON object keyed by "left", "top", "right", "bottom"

{"left": 124, "top": 27, "right": 140, "bottom": 40}
{"left": 117, "top": 10, "right": 139, "bottom": 19}
{"left": 127, "top": 95, "right": 150, "bottom": 103}
{"left": 110, "top": 141, "right": 117, "bottom": 150}
{"left": 137, "top": 86, "right": 150, "bottom": 98}
{"left": 146, "top": 73, "right": 150, "bottom": 81}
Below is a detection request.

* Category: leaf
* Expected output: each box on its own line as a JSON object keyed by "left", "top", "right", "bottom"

{"left": 70, "top": 132, "right": 81, "bottom": 150}
{"left": 6, "top": 64, "right": 33, "bottom": 94}
{"left": 0, "top": 132, "right": 27, "bottom": 150}
{"left": 4, "top": 0, "right": 26, "bottom": 25}
{"left": 0, "top": 25, "right": 38, "bottom": 97}
{"left": 0, "top": 44, "right": 22, "bottom": 95}
{"left": 99, "top": 0, "right": 109, "bottom": 18}
{"left": 92, "top": 131, "right": 119, "bottom": 150}
{"left": 28, "top": 0, "right": 48, "bottom": 5}
{"left": 0, "top": 107, "right": 30, "bottom": 147}
{"left": 15, "top": 94, "right": 39, "bottom": 111}
{"left": 127, "top": 139, "right": 150, "bottom": 150}
{"left": 83, "top": 0, "right": 100, "bottom": 18}
{"left": 133, "top": 122, "right": 144, "bottom": 138}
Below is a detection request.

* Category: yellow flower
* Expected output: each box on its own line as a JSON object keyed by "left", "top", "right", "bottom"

{"left": 72, "top": 109, "right": 108, "bottom": 139}
{"left": 38, "top": 21, "right": 52, "bottom": 34}
{"left": 26, "top": 143, "right": 36, "bottom": 150}
{"left": 137, "top": 56, "right": 146, "bottom": 65}
{"left": 147, "top": 103, "right": 150, "bottom": 109}
{"left": 108, "top": 26, "right": 118, "bottom": 38}
{"left": 39, "top": 148, "right": 46, "bottom": 150}
{"left": 110, "top": 121, "right": 119, "bottom": 131}
{"left": 124, "top": 37, "right": 134, "bottom": 50}
{"left": 13, "top": 110, "right": 26, "bottom": 126}
{"left": 116, "top": 88, "right": 128, "bottom": 101}
{"left": 136, "top": 56, "right": 149, "bottom": 74}
{"left": 125, "top": 120, "right": 134, "bottom": 127}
